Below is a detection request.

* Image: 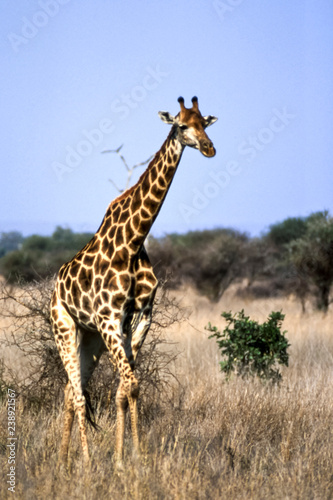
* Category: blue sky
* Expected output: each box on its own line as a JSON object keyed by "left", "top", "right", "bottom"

{"left": 1, "top": 0, "right": 333, "bottom": 238}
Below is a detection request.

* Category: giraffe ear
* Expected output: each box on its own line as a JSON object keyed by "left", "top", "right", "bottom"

{"left": 203, "top": 115, "right": 218, "bottom": 128}
{"left": 158, "top": 111, "right": 176, "bottom": 125}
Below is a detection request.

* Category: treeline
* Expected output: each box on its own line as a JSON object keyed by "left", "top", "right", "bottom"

{"left": 0, "top": 211, "right": 332, "bottom": 311}
{"left": 0, "top": 226, "right": 93, "bottom": 282}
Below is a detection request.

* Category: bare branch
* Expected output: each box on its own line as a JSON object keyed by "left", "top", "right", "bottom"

{"left": 108, "top": 178, "right": 123, "bottom": 194}
{"left": 0, "top": 278, "right": 184, "bottom": 417}
{"left": 102, "top": 145, "right": 154, "bottom": 193}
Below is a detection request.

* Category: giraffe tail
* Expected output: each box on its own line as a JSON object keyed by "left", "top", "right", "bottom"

{"left": 83, "top": 390, "right": 101, "bottom": 431}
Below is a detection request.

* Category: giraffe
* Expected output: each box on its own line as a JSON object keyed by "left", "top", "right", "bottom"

{"left": 50, "top": 96, "right": 217, "bottom": 464}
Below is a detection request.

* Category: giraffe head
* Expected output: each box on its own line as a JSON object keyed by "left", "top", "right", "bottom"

{"left": 158, "top": 96, "right": 217, "bottom": 157}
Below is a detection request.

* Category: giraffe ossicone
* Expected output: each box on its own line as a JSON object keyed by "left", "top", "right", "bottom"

{"left": 50, "top": 96, "right": 217, "bottom": 464}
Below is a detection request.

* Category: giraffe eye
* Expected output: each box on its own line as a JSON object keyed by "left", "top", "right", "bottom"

{"left": 179, "top": 124, "right": 188, "bottom": 130}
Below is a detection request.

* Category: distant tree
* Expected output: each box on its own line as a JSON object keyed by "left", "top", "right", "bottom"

{"left": 267, "top": 217, "right": 307, "bottom": 247}
{"left": 195, "top": 230, "right": 247, "bottom": 300}
{"left": 0, "top": 231, "right": 24, "bottom": 258}
{"left": 242, "top": 237, "right": 270, "bottom": 285}
{"left": 0, "top": 227, "right": 94, "bottom": 283}
{"left": 23, "top": 234, "right": 50, "bottom": 252}
{"left": 0, "top": 250, "right": 37, "bottom": 282}
{"left": 288, "top": 211, "right": 333, "bottom": 312}
{"left": 52, "top": 226, "right": 75, "bottom": 246}
{"left": 264, "top": 217, "right": 310, "bottom": 309}
{"left": 50, "top": 226, "right": 93, "bottom": 253}
{"left": 150, "top": 229, "right": 247, "bottom": 300}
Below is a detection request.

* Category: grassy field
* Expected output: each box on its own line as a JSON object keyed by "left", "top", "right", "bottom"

{"left": 0, "top": 284, "right": 332, "bottom": 499}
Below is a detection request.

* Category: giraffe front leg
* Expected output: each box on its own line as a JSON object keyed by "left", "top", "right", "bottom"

{"left": 59, "top": 389, "right": 90, "bottom": 465}
{"left": 115, "top": 380, "right": 139, "bottom": 463}
{"left": 101, "top": 321, "right": 140, "bottom": 461}
{"left": 128, "top": 392, "right": 139, "bottom": 455}
{"left": 51, "top": 298, "right": 90, "bottom": 465}
{"left": 119, "top": 356, "right": 140, "bottom": 459}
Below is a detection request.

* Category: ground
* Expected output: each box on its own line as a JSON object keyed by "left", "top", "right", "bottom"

{"left": 0, "top": 283, "right": 332, "bottom": 499}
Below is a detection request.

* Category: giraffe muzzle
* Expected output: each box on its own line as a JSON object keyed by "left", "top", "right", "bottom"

{"left": 200, "top": 140, "right": 216, "bottom": 158}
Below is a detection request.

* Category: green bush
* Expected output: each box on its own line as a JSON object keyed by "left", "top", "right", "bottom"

{"left": 207, "top": 310, "right": 290, "bottom": 383}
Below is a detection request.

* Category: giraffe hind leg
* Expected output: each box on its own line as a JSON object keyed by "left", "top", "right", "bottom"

{"left": 73, "top": 327, "right": 105, "bottom": 461}
{"left": 115, "top": 310, "right": 153, "bottom": 462}
{"left": 58, "top": 382, "right": 100, "bottom": 465}
{"left": 52, "top": 299, "right": 103, "bottom": 464}
{"left": 99, "top": 317, "right": 140, "bottom": 461}
{"left": 59, "top": 381, "right": 75, "bottom": 463}
{"left": 115, "top": 380, "right": 139, "bottom": 463}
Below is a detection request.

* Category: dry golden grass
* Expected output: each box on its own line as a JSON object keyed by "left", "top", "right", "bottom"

{"left": 0, "top": 284, "right": 332, "bottom": 499}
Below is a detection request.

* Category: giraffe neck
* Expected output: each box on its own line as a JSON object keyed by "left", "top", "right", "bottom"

{"left": 98, "top": 127, "right": 184, "bottom": 253}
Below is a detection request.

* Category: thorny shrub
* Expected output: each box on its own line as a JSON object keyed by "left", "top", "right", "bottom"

{"left": 0, "top": 278, "right": 185, "bottom": 421}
